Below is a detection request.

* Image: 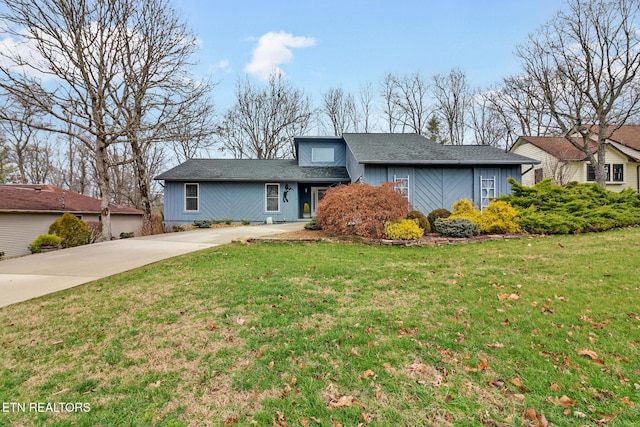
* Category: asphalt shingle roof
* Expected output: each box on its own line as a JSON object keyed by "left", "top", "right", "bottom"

{"left": 0, "top": 185, "right": 143, "bottom": 214}
{"left": 154, "top": 159, "right": 350, "bottom": 182}
{"left": 343, "top": 133, "right": 539, "bottom": 165}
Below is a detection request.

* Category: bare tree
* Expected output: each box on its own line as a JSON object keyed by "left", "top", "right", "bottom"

{"left": 515, "top": 0, "right": 640, "bottom": 187}
{"left": 0, "top": 0, "right": 212, "bottom": 237}
{"left": 320, "top": 87, "right": 357, "bottom": 136}
{"left": 432, "top": 68, "right": 471, "bottom": 145}
{"left": 358, "top": 82, "right": 375, "bottom": 133}
{"left": 218, "top": 74, "right": 312, "bottom": 159}
{"left": 468, "top": 90, "right": 509, "bottom": 148}
{"left": 0, "top": 98, "right": 49, "bottom": 183}
{"left": 380, "top": 73, "right": 402, "bottom": 133}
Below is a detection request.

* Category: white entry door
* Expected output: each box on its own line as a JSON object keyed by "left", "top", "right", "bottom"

{"left": 311, "top": 187, "right": 328, "bottom": 216}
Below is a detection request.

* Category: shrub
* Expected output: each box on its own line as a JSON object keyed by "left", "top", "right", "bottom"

{"left": 450, "top": 199, "right": 482, "bottom": 224}
{"left": 29, "top": 234, "right": 63, "bottom": 253}
{"left": 0, "top": 251, "right": 4, "bottom": 259}
{"left": 407, "top": 210, "right": 430, "bottom": 233}
{"left": 384, "top": 219, "right": 424, "bottom": 240}
{"left": 502, "top": 178, "right": 640, "bottom": 234}
{"left": 316, "top": 182, "right": 410, "bottom": 238}
{"left": 48, "top": 213, "right": 91, "bottom": 248}
{"left": 241, "top": 219, "right": 251, "bottom": 225}
{"left": 434, "top": 218, "right": 480, "bottom": 238}
{"left": 141, "top": 212, "right": 164, "bottom": 236}
{"left": 304, "top": 217, "right": 320, "bottom": 230}
{"left": 223, "top": 218, "right": 233, "bottom": 225}
{"left": 427, "top": 208, "right": 451, "bottom": 230}
{"left": 86, "top": 220, "right": 103, "bottom": 243}
{"left": 193, "top": 219, "right": 212, "bottom": 228}
{"left": 478, "top": 200, "right": 522, "bottom": 233}
{"left": 119, "top": 231, "right": 134, "bottom": 239}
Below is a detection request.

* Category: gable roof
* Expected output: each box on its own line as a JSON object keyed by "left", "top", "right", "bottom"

{"left": 154, "top": 159, "right": 350, "bottom": 182}
{"left": 515, "top": 134, "right": 640, "bottom": 162}
{"left": 343, "top": 133, "right": 539, "bottom": 165}
{"left": 0, "top": 185, "right": 143, "bottom": 215}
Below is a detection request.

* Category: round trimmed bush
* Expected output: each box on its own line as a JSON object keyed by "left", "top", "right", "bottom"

{"left": 384, "top": 219, "right": 424, "bottom": 240}
{"left": 29, "top": 234, "right": 63, "bottom": 253}
{"left": 407, "top": 210, "right": 430, "bottom": 233}
{"left": 48, "top": 212, "right": 91, "bottom": 248}
{"left": 427, "top": 208, "right": 451, "bottom": 230}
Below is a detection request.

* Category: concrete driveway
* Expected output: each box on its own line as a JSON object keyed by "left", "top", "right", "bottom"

{"left": 0, "top": 222, "right": 304, "bottom": 308}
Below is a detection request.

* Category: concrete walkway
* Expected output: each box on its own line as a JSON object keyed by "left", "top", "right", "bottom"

{"left": 0, "top": 222, "right": 304, "bottom": 308}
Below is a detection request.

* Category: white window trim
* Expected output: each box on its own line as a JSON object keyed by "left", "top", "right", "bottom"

{"left": 311, "top": 147, "right": 335, "bottom": 163}
{"left": 184, "top": 183, "right": 199, "bottom": 212}
{"left": 265, "top": 183, "right": 280, "bottom": 213}
{"left": 586, "top": 163, "right": 624, "bottom": 183}
{"left": 393, "top": 175, "right": 410, "bottom": 203}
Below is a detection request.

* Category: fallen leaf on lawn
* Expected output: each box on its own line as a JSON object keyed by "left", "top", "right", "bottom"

{"left": 383, "top": 362, "right": 396, "bottom": 374}
{"left": 573, "top": 411, "right": 586, "bottom": 418}
{"left": 236, "top": 317, "right": 246, "bottom": 325}
{"left": 327, "top": 395, "right": 355, "bottom": 409}
{"left": 620, "top": 396, "right": 635, "bottom": 408}
{"left": 523, "top": 408, "right": 548, "bottom": 427}
{"left": 549, "top": 395, "right": 575, "bottom": 408}
{"left": 498, "top": 293, "right": 520, "bottom": 301}
{"left": 477, "top": 359, "right": 489, "bottom": 371}
{"left": 549, "top": 382, "right": 562, "bottom": 391}
{"left": 274, "top": 410, "right": 286, "bottom": 426}
{"left": 349, "top": 347, "right": 361, "bottom": 357}
{"left": 224, "top": 416, "right": 238, "bottom": 425}
{"left": 577, "top": 349, "right": 598, "bottom": 359}
{"left": 362, "top": 369, "right": 375, "bottom": 379}
{"left": 487, "top": 342, "right": 504, "bottom": 348}
{"left": 300, "top": 419, "right": 310, "bottom": 427}
{"left": 360, "top": 411, "right": 372, "bottom": 422}
{"left": 408, "top": 359, "right": 427, "bottom": 374}
{"left": 541, "top": 299, "right": 554, "bottom": 314}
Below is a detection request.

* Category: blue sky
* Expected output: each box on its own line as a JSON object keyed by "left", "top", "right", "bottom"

{"left": 177, "top": 0, "right": 563, "bottom": 110}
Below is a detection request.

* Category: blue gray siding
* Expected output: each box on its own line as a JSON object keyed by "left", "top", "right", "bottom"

{"left": 346, "top": 145, "right": 365, "bottom": 182}
{"left": 164, "top": 181, "right": 299, "bottom": 224}
{"left": 297, "top": 140, "right": 347, "bottom": 167}
{"left": 361, "top": 165, "right": 520, "bottom": 214}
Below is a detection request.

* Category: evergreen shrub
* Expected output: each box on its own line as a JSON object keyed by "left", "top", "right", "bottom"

{"left": 407, "top": 210, "right": 430, "bottom": 233}
{"left": 384, "top": 219, "right": 424, "bottom": 240}
{"left": 29, "top": 234, "right": 63, "bottom": 253}
{"left": 434, "top": 218, "right": 480, "bottom": 238}
{"left": 48, "top": 213, "right": 91, "bottom": 248}
{"left": 502, "top": 178, "right": 640, "bottom": 234}
{"left": 427, "top": 208, "right": 451, "bottom": 230}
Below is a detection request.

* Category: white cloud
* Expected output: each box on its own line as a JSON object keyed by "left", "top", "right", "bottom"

{"left": 209, "top": 59, "right": 231, "bottom": 74}
{"left": 245, "top": 31, "right": 315, "bottom": 80}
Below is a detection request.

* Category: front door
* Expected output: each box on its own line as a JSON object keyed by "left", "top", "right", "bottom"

{"left": 311, "top": 187, "right": 328, "bottom": 216}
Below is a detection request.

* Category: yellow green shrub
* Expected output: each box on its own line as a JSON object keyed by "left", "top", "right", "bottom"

{"left": 478, "top": 200, "right": 522, "bottom": 233}
{"left": 450, "top": 199, "right": 482, "bottom": 224}
{"left": 384, "top": 219, "right": 424, "bottom": 240}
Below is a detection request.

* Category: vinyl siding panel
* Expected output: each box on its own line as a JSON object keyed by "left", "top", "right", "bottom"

{"left": 163, "top": 181, "right": 299, "bottom": 224}
{"left": 414, "top": 168, "right": 473, "bottom": 213}
{"left": 0, "top": 212, "right": 142, "bottom": 258}
{"left": 345, "top": 145, "right": 364, "bottom": 182}
{"left": 363, "top": 165, "right": 387, "bottom": 186}
{"left": 297, "top": 140, "right": 347, "bottom": 167}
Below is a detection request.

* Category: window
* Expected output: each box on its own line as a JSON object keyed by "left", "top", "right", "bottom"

{"left": 312, "top": 147, "right": 334, "bottom": 163}
{"left": 394, "top": 176, "right": 409, "bottom": 201}
{"left": 185, "top": 183, "right": 199, "bottom": 211}
{"left": 613, "top": 164, "right": 624, "bottom": 182}
{"left": 265, "top": 183, "right": 280, "bottom": 212}
{"left": 587, "top": 164, "right": 623, "bottom": 182}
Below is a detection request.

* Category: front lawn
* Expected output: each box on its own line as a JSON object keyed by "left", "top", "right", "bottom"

{"left": 1, "top": 229, "right": 639, "bottom": 426}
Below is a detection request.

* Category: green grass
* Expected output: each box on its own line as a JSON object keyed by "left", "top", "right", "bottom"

{"left": 1, "top": 229, "right": 639, "bottom": 426}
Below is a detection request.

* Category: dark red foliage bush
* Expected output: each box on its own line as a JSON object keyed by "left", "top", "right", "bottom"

{"left": 316, "top": 182, "right": 410, "bottom": 238}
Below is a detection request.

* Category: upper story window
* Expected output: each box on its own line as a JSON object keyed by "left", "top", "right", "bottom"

{"left": 185, "top": 183, "right": 199, "bottom": 211}
{"left": 312, "top": 147, "right": 334, "bottom": 163}
{"left": 587, "top": 164, "right": 623, "bottom": 182}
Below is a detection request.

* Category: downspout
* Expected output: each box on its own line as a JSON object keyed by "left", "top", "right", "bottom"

{"left": 522, "top": 164, "right": 536, "bottom": 176}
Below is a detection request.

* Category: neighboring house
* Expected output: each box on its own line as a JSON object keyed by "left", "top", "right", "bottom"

{"left": 155, "top": 133, "right": 539, "bottom": 225}
{"left": 511, "top": 125, "right": 640, "bottom": 191}
{"left": 0, "top": 184, "right": 143, "bottom": 258}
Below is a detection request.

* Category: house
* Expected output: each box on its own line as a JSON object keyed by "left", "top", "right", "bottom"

{"left": 511, "top": 125, "right": 640, "bottom": 191}
{"left": 155, "top": 133, "right": 539, "bottom": 225}
{"left": 0, "top": 184, "right": 144, "bottom": 258}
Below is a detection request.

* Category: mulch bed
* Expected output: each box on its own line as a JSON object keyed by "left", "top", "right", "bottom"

{"left": 247, "top": 229, "right": 528, "bottom": 246}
